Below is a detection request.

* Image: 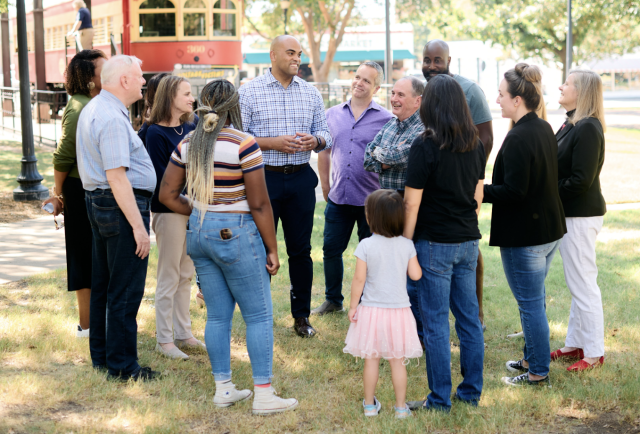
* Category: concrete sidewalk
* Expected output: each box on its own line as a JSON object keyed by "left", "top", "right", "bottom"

{"left": 0, "top": 154, "right": 325, "bottom": 284}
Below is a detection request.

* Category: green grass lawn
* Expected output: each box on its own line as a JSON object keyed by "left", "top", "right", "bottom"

{"left": 1, "top": 204, "right": 639, "bottom": 433}
{"left": 0, "top": 139, "right": 55, "bottom": 192}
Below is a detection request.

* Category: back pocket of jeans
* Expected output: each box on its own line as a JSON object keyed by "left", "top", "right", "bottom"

{"left": 428, "top": 242, "right": 458, "bottom": 274}
{"left": 204, "top": 231, "right": 241, "bottom": 265}
{"left": 92, "top": 204, "right": 120, "bottom": 238}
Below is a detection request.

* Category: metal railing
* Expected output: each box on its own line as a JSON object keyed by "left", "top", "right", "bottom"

{"left": 1, "top": 86, "right": 69, "bottom": 146}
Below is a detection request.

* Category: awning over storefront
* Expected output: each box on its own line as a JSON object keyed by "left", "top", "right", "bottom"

{"left": 243, "top": 49, "right": 415, "bottom": 65}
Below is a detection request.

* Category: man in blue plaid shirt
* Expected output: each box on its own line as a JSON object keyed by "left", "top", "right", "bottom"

{"left": 239, "top": 35, "right": 332, "bottom": 338}
{"left": 363, "top": 77, "right": 424, "bottom": 194}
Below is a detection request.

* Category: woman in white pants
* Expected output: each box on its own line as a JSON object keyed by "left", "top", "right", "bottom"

{"left": 552, "top": 70, "right": 607, "bottom": 371}
{"left": 146, "top": 75, "right": 203, "bottom": 359}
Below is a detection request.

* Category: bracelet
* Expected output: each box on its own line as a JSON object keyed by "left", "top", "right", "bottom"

{"left": 315, "top": 136, "right": 321, "bottom": 148}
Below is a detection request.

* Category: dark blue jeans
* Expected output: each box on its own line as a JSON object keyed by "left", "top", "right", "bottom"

{"left": 85, "top": 189, "right": 151, "bottom": 377}
{"left": 407, "top": 278, "right": 423, "bottom": 343}
{"left": 265, "top": 164, "right": 317, "bottom": 319}
{"left": 415, "top": 239, "right": 484, "bottom": 410}
{"left": 322, "top": 198, "right": 371, "bottom": 307}
{"left": 500, "top": 240, "right": 561, "bottom": 377}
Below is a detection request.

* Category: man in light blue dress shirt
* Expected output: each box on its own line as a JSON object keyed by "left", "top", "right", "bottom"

{"left": 239, "top": 35, "right": 332, "bottom": 338}
{"left": 77, "top": 55, "right": 159, "bottom": 382}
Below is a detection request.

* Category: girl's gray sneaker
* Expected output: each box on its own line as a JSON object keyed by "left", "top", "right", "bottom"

{"left": 363, "top": 396, "right": 381, "bottom": 417}
{"left": 395, "top": 404, "right": 412, "bottom": 419}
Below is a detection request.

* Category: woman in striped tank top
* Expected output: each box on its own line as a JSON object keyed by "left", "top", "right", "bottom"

{"left": 159, "top": 79, "right": 298, "bottom": 415}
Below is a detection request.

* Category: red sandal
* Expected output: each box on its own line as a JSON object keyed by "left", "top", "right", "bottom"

{"left": 567, "top": 356, "right": 604, "bottom": 372}
{"left": 550, "top": 348, "right": 584, "bottom": 361}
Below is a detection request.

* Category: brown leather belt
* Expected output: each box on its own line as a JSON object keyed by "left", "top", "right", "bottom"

{"left": 264, "top": 163, "right": 309, "bottom": 174}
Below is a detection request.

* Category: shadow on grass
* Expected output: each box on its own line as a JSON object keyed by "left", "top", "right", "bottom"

{"left": 1, "top": 205, "right": 639, "bottom": 433}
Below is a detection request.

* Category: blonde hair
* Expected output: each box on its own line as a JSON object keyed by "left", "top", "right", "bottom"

{"left": 186, "top": 79, "right": 243, "bottom": 224}
{"left": 148, "top": 75, "right": 194, "bottom": 125}
{"left": 567, "top": 69, "right": 607, "bottom": 132}
{"left": 73, "top": 0, "right": 86, "bottom": 8}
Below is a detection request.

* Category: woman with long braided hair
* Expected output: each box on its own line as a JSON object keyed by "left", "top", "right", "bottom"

{"left": 42, "top": 49, "right": 107, "bottom": 338}
{"left": 159, "top": 79, "right": 298, "bottom": 415}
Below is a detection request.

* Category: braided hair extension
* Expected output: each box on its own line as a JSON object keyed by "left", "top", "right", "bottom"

{"left": 186, "top": 79, "right": 244, "bottom": 224}
{"left": 64, "top": 49, "right": 107, "bottom": 96}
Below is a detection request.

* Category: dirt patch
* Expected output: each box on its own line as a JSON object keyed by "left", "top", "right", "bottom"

{"left": 568, "top": 412, "right": 640, "bottom": 434}
{"left": 0, "top": 192, "right": 50, "bottom": 224}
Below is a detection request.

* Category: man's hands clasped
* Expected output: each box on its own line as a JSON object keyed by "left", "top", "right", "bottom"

{"left": 273, "top": 132, "right": 320, "bottom": 154}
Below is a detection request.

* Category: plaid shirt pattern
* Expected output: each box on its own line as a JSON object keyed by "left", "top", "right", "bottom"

{"left": 238, "top": 69, "right": 332, "bottom": 166}
{"left": 363, "top": 110, "right": 424, "bottom": 190}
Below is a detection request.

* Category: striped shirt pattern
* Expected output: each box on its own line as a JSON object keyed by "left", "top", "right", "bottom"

{"left": 170, "top": 127, "right": 264, "bottom": 212}
{"left": 238, "top": 68, "right": 333, "bottom": 166}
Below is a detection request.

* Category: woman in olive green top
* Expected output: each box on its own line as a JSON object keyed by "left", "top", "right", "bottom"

{"left": 42, "top": 49, "right": 107, "bottom": 337}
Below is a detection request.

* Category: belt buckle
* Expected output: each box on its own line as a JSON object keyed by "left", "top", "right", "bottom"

{"left": 283, "top": 164, "right": 294, "bottom": 174}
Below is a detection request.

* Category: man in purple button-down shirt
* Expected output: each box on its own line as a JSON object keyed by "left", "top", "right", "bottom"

{"left": 312, "top": 62, "right": 393, "bottom": 315}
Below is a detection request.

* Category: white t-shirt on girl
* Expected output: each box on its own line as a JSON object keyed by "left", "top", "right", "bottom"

{"left": 354, "top": 234, "right": 417, "bottom": 309}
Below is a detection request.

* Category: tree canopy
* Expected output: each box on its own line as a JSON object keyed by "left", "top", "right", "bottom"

{"left": 244, "top": 0, "right": 360, "bottom": 82}
{"left": 1, "top": 0, "right": 9, "bottom": 14}
{"left": 397, "top": 0, "right": 640, "bottom": 81}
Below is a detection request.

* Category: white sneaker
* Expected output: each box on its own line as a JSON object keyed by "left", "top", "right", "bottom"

{"left": 213, "top": 381, "right": 253, "bottom": 408}
{"left": 76, "top": 325, "right": 90, "bottom": 338}
{"left": 252, "top": 385, "right": 298, "bottom": 415}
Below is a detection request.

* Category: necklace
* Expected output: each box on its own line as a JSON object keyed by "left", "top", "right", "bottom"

{"left": 173, "top": 124, "right": 183, "bottom": 135}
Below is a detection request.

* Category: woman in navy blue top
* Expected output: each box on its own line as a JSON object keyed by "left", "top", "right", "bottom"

{"left": 146, "top": 75, "right": 201, "bottom": 360}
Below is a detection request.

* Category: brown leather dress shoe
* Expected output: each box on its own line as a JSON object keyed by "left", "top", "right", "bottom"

{"left": 294, "top": 317, "right": 316, "bottom": 338}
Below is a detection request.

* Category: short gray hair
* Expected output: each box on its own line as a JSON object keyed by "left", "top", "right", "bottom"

{"left": 360, "top": 61, "right": 384, "bottom": 87}
{"left": 101, "top": 55, "right": 143, "bottom": 86}
{"left": 72, "top": 0, "right": 86, "bottom": 8}
{"left": 397, "top": 76, "right": 425, "bottom": 97}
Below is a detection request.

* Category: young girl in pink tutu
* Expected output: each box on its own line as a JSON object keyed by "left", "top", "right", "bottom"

{"left": 343, "top": 189, "right": 423, "bottom": 418}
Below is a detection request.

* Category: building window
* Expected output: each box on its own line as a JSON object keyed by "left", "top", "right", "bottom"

{"left": 183, "top": 0, "right": 206, "bottom": 37}
{"left": 139, "top": 0, "right": 176, "bottom": 37}
{"left": 212, "top": 0, "right": 236, "bottom": 37}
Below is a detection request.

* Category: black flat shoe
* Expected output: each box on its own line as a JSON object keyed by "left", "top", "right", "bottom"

{"left": 294, "top": 317, "right": 316, "bottom": 338}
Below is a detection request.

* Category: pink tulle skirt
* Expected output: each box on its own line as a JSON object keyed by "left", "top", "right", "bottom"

{"left": 343, "top": 305, "right": 423, "bottom": 360}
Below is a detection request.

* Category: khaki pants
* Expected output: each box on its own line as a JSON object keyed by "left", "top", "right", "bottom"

{"left": 78, "top": 28, "right": 94, "bottom": 50}
{"left": 152, "top": 212, "right": 195, "bottom": 344}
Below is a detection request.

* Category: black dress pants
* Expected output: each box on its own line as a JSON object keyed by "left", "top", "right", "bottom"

{"left": 265, "top": 165, "right": 318, "bottom": 319}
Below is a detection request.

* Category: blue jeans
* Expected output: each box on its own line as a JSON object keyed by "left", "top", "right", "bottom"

{"left": 415, "top": 239, "right": 484, "bottom": 410}
{"left": 407, "top": 278, "right": 423, "bottom": 343}
{"left": 85, "top": 189, "right": 151, "bottom": 377}
{"left": 187, "top": 211, "right": 273, "bottom": 385}
{"left": 322, "top": 198, "right": 371, "bottom": 307}
{"left": 500, "top": 240, "right": 561, "bottom": 377}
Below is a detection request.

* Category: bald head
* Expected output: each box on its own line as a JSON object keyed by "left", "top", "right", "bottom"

{"left": 270, "top": 35, "right": 300, "bottom": 51}
{"left": 422, "top": 39, "right": 452, "bottom": 81}
{"left": 270, "top": 35, "right": 302, "bottom": 80}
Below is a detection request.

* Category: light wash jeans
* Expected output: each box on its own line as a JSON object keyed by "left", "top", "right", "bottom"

{"left": 415, "top": 239, "right": 484, "bottom": 411}
{"left": 187, "top": 211, "right": 273, "bottom": 385}
{"left": 500, "top": 240, "right": 561, "bottom": 377}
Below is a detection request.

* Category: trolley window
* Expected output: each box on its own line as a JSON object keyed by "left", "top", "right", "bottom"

{"left": 139, "top": 0, "right": 176, "bottom": 37}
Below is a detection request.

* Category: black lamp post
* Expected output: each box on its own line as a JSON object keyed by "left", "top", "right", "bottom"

{"left": 13, "top": 0, "right": 49, "bottom": 201}
{"left": 280, "top": 0, "right": 290, "bottom": 35}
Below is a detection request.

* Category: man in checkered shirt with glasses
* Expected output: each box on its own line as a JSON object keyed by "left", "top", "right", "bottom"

{"left": 239, "top": 35, "right": 332, "bottom": 339}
